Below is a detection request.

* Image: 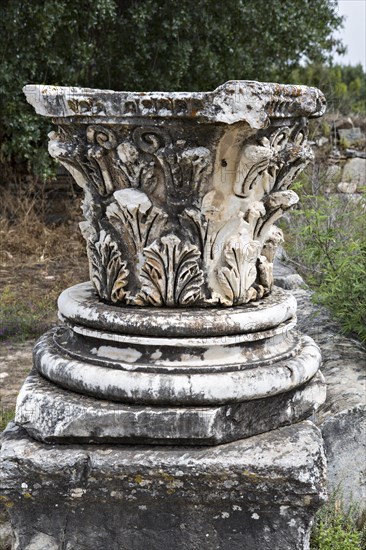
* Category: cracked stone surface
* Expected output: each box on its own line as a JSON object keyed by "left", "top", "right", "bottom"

{"left": 14, "top": 368, "right": 326, "bottom": 445}
{"left": 0, "top": 420, "right": 326, "bottom": 550}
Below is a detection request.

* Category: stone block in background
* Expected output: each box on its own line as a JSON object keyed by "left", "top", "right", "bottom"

{"left": 337, "top": 180, "right": 358, "bottom": 194}
{"left": 321, "top": 405, "right": 366, "bottom": 507}
{"left": 342, "top": 157, "right": 366, "bottom": 189}
{"left": 338, "top": 127, "right": 362, "bottom": 145}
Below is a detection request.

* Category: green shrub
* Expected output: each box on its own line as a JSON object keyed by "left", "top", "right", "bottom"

{"left": 0, "top": 0, "right": 344, "bottom": 177}
{"left": 311, "top": 494, "right": 365, "bottom": 550}
{"left": 284, "top": 192, "right": 366, "bottom": 342}
{"left": 0, "top": 409, "right": 14, "bottom": 433}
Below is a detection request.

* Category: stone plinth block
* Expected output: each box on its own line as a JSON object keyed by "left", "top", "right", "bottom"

{"left": 0, "top": 421, "right": 326, "bottom": 550}
{"left": 15, "top": 369, "right": 326, "bottom": 445}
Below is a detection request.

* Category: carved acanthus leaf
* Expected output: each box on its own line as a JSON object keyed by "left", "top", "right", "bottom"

{"left": 274, "top": 144, "right": 313, "bottom": 192}
{"left": 85, "top": 125, "right": 117, "bottom": 195}
{"left": 110, "top": 264, "right": 129, "bottom": 304}
{"left": 262, "top": 226, "right": 284, "bottom": 263}
{"left": 116, "top": 141, "right": 156, "bottom": 189}
{"left": 234, "top": 127, "right": 291, "bottom": 198}
{"left": 257, "top": 255, "right": 273, "bottom": 295}
{"left": 106, "top": 189, "right": 168, "bottom": 253}
{"left": 167, "top": 146, "right": 212, "bottom": 200}
{"left": 85, "top": 229, "right": 129, "bottom": 303}
{"left": 48, "top": 132, "right": 90, "bottom": 191}
{"left": 154, "top": 145, "right": 212, "bottom": 203}
{"left": 134, "top": 234, "right": 204, "bottom": 306}
{"left": 217, "top": 240, "right": 260, "bottom": 306}
{"left": 233, "top": 140, "right": 273, "bottom": 198}
{"left": 181, "top": 207, "right": 219, "bottom": 262}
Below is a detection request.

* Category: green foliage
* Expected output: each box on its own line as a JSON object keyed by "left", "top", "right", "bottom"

{"left": 317, "top": 235, "right": 366, "bottom": 340}
{"left": 0, "top": 0, "right": 343, "bottom": 176}
{"left": 311, "top": 494, "right": 365, "bottom": 550}
{"left": 0, "top": 409, "right": 14, "bottom": 433}
{"left": 290, "top": 63, "right": 366, "bottom": 114}
{"left": 0, "top": 0, "right": 117, "bottom": 178}
{"left": 0, "top": 286, "right": 55, "bottom": 342}
{"left": 285, "top": 190, "right": 366, "bottom": 342}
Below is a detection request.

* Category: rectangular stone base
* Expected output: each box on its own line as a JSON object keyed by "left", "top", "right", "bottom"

{"left": 15, "top": 369, "right": 326, "bottom": 445}
{"left": 0, "top": 422, "right": 326, "bottom": 550}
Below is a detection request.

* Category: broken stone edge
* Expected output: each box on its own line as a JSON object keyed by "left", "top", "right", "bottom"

{"left": 23, "top": 80, "right": 326, "bottom": 127}
{"left": 0, "top": 420, "right": 327, "bottom": 506}
{"left": 15, "top": 369, "right": 326, "bottom": 445}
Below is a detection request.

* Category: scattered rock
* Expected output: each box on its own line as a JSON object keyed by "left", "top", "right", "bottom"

{"left": 345, "top": 149, "right": 366, "bottom": 159}
{"left": 337, "top": 181, "right": 358, "bottom": 194}
{"left": 274, "top": 273, "right": 307, "bottom": 290}
{"left": 321, "top": 405, "right": 366, "bottom": 507}
{"left": 325, "top": 164, "right": 342, "bottom": 184}
{"left": 338, "top": 127, "right": 362, "bottom": 145}
{"left": 316, "top": 136, "right": 329, "bottom": 147}
{"left": 342, "top": 157, "right": 366, "bottom": 188}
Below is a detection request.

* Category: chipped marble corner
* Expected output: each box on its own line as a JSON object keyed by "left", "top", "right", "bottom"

{"left": 24, "top": 81, "right": 326, "bottom": 308}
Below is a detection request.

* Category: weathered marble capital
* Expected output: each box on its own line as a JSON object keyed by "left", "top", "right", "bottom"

{"left": 19, "top": 81, "right": 326, "bottom": 443}
{"left": 24, "top": 81, "right": 325, "bottom": 307}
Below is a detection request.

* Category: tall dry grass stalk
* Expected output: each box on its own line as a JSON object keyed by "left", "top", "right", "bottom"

{"left": 0, "top": 179, "right": 85, "bottom": 268}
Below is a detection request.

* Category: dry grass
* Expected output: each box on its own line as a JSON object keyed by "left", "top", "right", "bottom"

{"left": 1, "top": 178, "right": 83, "bottom": 264}
{"left": 0, "top": 175, "right": 88, "bottom": 341}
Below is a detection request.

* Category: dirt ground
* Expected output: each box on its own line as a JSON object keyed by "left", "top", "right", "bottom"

{"left": 0, "top": 339, "right": 33, "bottom": 413}
{"left": 0, "top": 179, "right": 88, "bottom": 419}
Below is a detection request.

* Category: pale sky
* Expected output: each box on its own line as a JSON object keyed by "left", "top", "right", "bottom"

{"left": 333, "top": 0, "right": 366, "bottom": 68}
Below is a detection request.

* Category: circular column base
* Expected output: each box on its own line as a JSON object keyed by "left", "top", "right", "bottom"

{"left": 34, "top": 328, "right": 321, "bottom": 406}
{"left": 20, "top": 282, "right": 326, "bottom": 443}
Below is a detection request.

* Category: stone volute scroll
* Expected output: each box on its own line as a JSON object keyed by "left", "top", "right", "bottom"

{"left": 15, "top": 81, "right": 327, "bottom": 443}
{"left": 0, "top": 81, "right": 328, "bottom": 550}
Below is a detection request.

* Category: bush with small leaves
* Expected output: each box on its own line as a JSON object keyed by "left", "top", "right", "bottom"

{"left": 284, "top": 191, "right": 366, "bottom": 342}
{"left": 310, "top": 494, "right": 365, "bottom": 550}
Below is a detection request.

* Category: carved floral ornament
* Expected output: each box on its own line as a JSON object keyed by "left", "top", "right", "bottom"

{"left": 25, "top": 81, "right": 325, "bottom": 307}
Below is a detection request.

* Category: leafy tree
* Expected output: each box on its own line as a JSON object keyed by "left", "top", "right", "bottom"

{"left": 0, "top": 0, "right": 344, "bottom": 176}
{"left": 290, "top": 63, "right": 366, "bottom": 113}
{"left": 0, "top": 0, "right": 117, "bottom": 176}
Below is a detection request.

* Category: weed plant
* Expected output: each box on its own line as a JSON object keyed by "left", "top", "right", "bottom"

{"left": 0, "top": 409, "right": 14, "bottom": 433}
{"left": 283, "top": 169, "right": 366, "bottom": 342}
{"left": 0, "top": 285, "right": 55, "bottom": 341}
{"left": 311, "top": 492, "right": 366, "bottom": 550}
